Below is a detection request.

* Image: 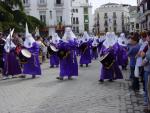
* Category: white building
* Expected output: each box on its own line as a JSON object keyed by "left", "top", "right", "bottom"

{"left": 129, "top": 6, "right": 139, "bottom": 32}
{"left": 94, "top": 3, "right": 130, "bottom": 34}
{"left": 71, "top": 0, "right": 93, "bottom": 34}
{"left": 23, "top": 0, "right": 72, "bottom": 36}
{"left": 137, "top": 0, "right": 150, "bottom": 31}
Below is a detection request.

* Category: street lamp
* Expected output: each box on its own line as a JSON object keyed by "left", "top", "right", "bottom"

{"left": 49, "top": 10, "right": 52, "bottom": 19}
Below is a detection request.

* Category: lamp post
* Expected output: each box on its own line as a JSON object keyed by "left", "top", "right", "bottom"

{"left": 49, "top": 10, "right": 52, "bottom": 19}
{"left": 49, "top": 10, "right": 52, "bottom": 36}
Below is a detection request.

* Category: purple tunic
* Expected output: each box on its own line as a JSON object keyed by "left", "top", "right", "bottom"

{"left": 3, "top": 49, "right": 22, "bottom": 76}
{"left": 100, "top": 44, "right": 123, "bottom": 80}
{"left": 23, "top": 42, "right": 41, "bottom": 75}
{"left": 117, "top": 45, "right": 128, "bottom": 66}
{"left": 49, "top": 53, "right": 59, "bottom": 66}
{"left": 92, "top": 47, "right": 98, "bottom": 59}
{"left": 58, "top": 41, "right": 78, "bottom": 77}
{"left": 80, "top": 42, "right": 92, "bottom": 65}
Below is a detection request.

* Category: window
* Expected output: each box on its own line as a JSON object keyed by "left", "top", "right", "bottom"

{"left": 84, "top": 24, "right": 89, "bottom": 31}
{"left": 113, "top": 20, "right": 117, "bottom": 25}
{"left": 104, "top": 13, "right": 108, "bottom": 18}
{"left": 113, "top": 12, "right": 116, "bottom": 18}
{"left": 122, "top": 12, "right": 124, "bottom": 18}
{"left": 40, "top": 14, "right": 46, "bottom": 24}
{"left": 76, "top": 9, "right": 78, "bottom": 13}
{"left": 57, "top": 16, "right": 62, "bottom": 23}
{"left": 136, "top": 23, "right": 139, "bottom": 29}
{"left": 132, "top": 24, "right": 134, "bottom": 30}
{"left": 73, "top": 17, "right": 75, "bottom": 24}
{"left": 39, "top": 0, "right": 46, "bottom": 4}
{"left": 114, "top": 27, "right": 117, "bottom": 32}
{"left": 76, "top": 17, "right": 79, "bottom": 24}
{"left": 56, "top": 0, "right": 61, "bottom": 4}
{"left": 104, "top": 20, "right": 108, "bottom": 26}
{"left": 73, "top": 27, "right": 75, "bottom": 32}
{"left": 76, "top": 27, "right": 79, "bottom": 33}
{"left": 23, "top": 0, "right": 30, "bottom": 5}
{"left": 105, "top": 28, "right": 108, "bottom": 32}
{"left": 72, "top": 9, "right": 75, "bottom": 13}
{"left": 86, "top": 0, "right": 88, "bottom": 3}
{"left": 84, "top": 15, "right": 89, "bottom": 23}
{"left": 84, "top": 8, "right": 88, "bottom": 14}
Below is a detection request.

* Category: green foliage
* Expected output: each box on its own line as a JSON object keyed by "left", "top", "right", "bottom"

{"left": 0, "top": 0, "right": 45, "bottom": 33}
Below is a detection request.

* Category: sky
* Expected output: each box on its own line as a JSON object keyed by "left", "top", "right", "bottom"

{"left": 89, "top": 0, "right": 137, "bottom": 13}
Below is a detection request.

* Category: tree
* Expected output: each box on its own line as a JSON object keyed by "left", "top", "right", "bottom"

{"left": 0, "top": 0, "right": 45, "bottom": 33}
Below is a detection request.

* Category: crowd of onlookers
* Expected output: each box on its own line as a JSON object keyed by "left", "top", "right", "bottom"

{"left": 127, "top": 31, "right": 150, "bottom": 112}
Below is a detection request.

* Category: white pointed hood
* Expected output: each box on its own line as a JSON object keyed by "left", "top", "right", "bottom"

{"left": 24, "top": 23, "right": 35, "bottom": 48}
{"left": 35, "top": 27, "right": 40, "bottom": 37}
{"left": 63, "top": 27, "right": 76, "bottom": 42}
{"left": 118, "top": 33, "right": 128, "bottom": 46}
{"left": 52, "top": 33, "right": 60, "bottom": 44}
{"left": 82, "top": 31, "right": 90, "bottom": 42}
{"left": 103, "top": 32, "right": 117, "bottom": 48}
{"left": 92, "top": 37, "right": 98, "bottom": 47}
{"left": 4, "top": 29, "right": 16, "bottom": 53}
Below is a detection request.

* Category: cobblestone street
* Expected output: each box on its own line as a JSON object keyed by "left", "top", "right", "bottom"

{"left": 0, "top": 59, "right": 145, "bottom": 113}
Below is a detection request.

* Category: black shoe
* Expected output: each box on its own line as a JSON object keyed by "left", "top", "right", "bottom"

{"left": 86, "top": 64, "right": 88, "bottom": 67}
{"left": 125, "top": 79, "right": 131, "bottom": 81}
{"left": 32, "top": 75, "right": 36, "bottom": 79}
{"left": 68, "top": 76, "right": 73, "bottom": 80}
{"left": 108, "top": 79, "right": 113, "bottom": 82}
{"left": 80, "top": 64, "right": 83, "bottom": 67}
{"left": 143, "top": 108, "right": 150, "bottom": 113}
{"left": 99, "top": 79, "right": 104, "bottom": 83}
{"left": 50, "top": 66, "right": 54, "bottom": 68}
{"left": 19, "top": 75, "right": 26, "bottom": 78}
{"left": 56, "top": 77, "right": 63, "bottom": 80}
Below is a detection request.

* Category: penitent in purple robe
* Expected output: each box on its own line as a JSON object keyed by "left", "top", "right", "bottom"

{"left": 92, "top": 47, "right": 98, "bottom": 59}
{"left": 117, "top": 44, "right": 128, "bottom": 66}
{"left": 80, "top": 42, "right": 92, "bottom": 65}
{"left": 23, "top": 42, "right": 41, "bottom": 75}
{"left": 49, "top": 53, "right": 59, "bottom": 66}
{"left": 3, "top": 49, "right": 22, "bottom": 76}
{"left": 58, "top": 41, "right": 78, "bottom": 77}
{"left": 100, "top": 44, "right": 123, "bottom": 80}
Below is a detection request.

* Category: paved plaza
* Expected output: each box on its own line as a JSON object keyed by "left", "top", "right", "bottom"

{"left": 0, "top": 59, "right": 145, "bottom": 113}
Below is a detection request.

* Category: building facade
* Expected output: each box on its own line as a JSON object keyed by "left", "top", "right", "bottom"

{"left": 94, "top": 3, "right": 130, "bottom": 34}
{"left": 22, "top": 0, "right": 93, "bottom": 36}
{"left": 129, "top": 6, "right": 139, "bottom": 32}
{"left": 71, "top": 0, "right": 93, "bottom": 34}
{"left": 137, "top": 0, "right": 150, "bottom": 31}
{"left": 23, "top": 0, "right": 72, "bottom": 36}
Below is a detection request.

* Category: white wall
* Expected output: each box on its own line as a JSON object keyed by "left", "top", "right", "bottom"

{"left": 23, "top": 0, "right": 72, "bottom": 36}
